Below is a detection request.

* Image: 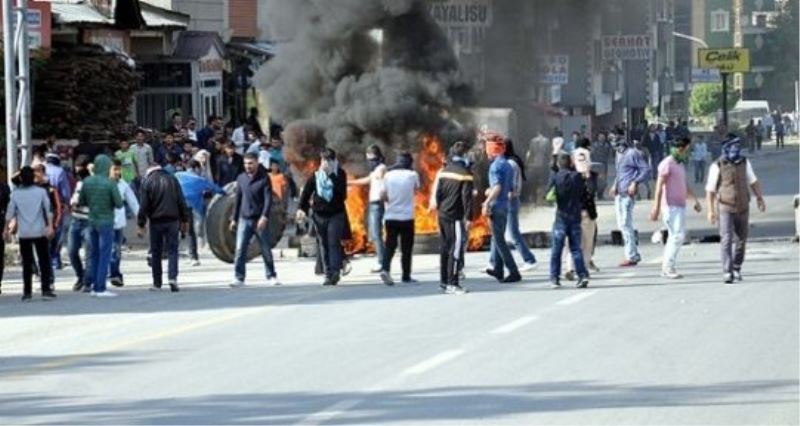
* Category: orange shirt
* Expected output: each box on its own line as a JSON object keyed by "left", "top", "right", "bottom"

{"left": 269, "top": 173, "right": 287, "bottom": 200}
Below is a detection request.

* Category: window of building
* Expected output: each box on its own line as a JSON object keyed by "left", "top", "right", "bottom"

{"left": 711, "top": 9, "right": 730, "bottom": 32}
{"left": 752, "top": 12, "right": 776, "bottom": 28}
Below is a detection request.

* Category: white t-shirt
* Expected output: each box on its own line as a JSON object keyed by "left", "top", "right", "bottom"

{"left": 383, "top": 169, "right": 419, "bottom": 221}
{"left": 552, "top": 136, "right": 565, "bottom": 155}
{"left": 368, "top": 164, "right": 387, "bottom": 203}
{"left": 705, "top": 159, "right": 758, "bottom": 193}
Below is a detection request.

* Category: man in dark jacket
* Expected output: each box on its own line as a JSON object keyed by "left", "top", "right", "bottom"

{"left": 228, "top": 153, "right": 278, "bottom": 287}
{"left": 137, "top": 165, "right": 190, "bottom": 292}
{"left": 548, "top": 153, "right": 590, "bottom": 289}
{"left": 435, "top": 141, "right": 473, "bottom": 295}
{"left": 216, "top": 142, "right": 244, "bottom": 186}
{"left": 297, "top": 148, "right": 348, "bottom": 286}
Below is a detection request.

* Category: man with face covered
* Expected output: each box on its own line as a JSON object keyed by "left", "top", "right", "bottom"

{"left": 705, "top": 135, "right": 766, "bottom": 284}
{"left": 348, "top": 145, "right": 387, "bottom": 273}
{"left": 297, "top": 148, "right": 348, "bottom": 286}
{"left": 609, "top": 136, "right": 651, "bottom": 267}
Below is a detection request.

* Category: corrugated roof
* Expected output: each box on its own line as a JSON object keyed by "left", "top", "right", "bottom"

{"left": 140, "top": 2, "right": 189, "bottom": 29}
{"left": 51, "top": 2, "right": 113, "bottom": 25}
{"left": 173, "top": 31, "right": 225, "bottom": 59}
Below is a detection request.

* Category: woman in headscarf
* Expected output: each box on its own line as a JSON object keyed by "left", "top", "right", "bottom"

{"left": 297, "top": 148, "right": 348, "bottom": 286}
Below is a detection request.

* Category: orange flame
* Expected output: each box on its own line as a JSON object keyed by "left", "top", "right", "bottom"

{"left": 344, "top": 176, "right": 369, "bottom": 254}
{"left": 414, "top": 134, "right": 446, "bottom": 234}
{"left": 467, "top": 215, "right": 491, "bottom": 251}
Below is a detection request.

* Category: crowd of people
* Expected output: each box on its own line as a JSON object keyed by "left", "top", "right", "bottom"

{"left": 0, "top": 109, "right": 296, "bottom": 300}
{"left": 0, "top": 112, "right": 772, "bottom": 300}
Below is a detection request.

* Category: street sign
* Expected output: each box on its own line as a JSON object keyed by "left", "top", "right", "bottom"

{"left": 692, "top": 67, "right": 722, "bottom": 83}
{"left": 601, "top": 34, "right": 653, "bottom": 61}
{"left": 538, "top": 54, "right": 568, "bottom": 85}
{"left": 698, "top": 48, "right": 750, "bottom": 73}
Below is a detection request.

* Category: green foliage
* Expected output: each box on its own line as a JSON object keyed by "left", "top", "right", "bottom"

{"left": 765, "top": 0, "right": 799, "bottom": 108}
{"left": 689, "top": 83, "right": 740, "bottom": 118}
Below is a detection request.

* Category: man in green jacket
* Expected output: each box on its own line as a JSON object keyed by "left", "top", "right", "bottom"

{"left": 78, "top": 154, "right": 123, "bottom": 297}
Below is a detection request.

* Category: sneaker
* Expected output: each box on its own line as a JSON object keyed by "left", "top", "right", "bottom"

{"left": 72, "top": 279, "right": 84, "bottom": 292}
{"left": 21, "top": 294, "right": 32, "bottom": 301}
{"left": 82, "top": 286, "right": 93, "bottom": 293}
{"left": 723, "top": 273, "right": 735, "bottom": 284}
{"left": 502, "top": 273, "right": 522, "bottom": 283}
{"left": 42, "top": 291, "right": 57, "bottom": 300}
{"left": 733, "top": 270, "right": 743, "bottom": 282}
{"left": 342, "top": 261, "right": 352, "bottom": 276}
{"left": 576, "top": 277, "right": 589, "bottom": 288}
{"left": 550, "top": 279, "right": 562, "bottom": 289}
{"left": 484, "top": 268, "right": 503, "bottom": 282}
{"left": 169, "top": 280, "right": 180, "bottom": 293}
{"left": 564, "top": 270, "right": 576, "bottom": 281}
{"left": 267, "top": 277, "right": 281, "bottom": 286}
{"left": 519, "top": 262, "right": 538, "bottom": 272}
{"left": 661, "top": 269, "right": 683, "bottom": 279}
{"left": 619, "top": 259, "right": 639, "bottom": 267}
{"left": 323, "top": 277, "right": 337, "bottom": 286}
{"left": 149, "top": 284, "right": 163, "bottom": 291}
{"left": 444, "top": 285, "right": 468, "bottom": 295}
{"left": 370, "top": 265, "right": 383, "bottom": 273}
{"left": 109, "top": 276, "right": 124, "bottom": 287}
{"left": 91, "top": 291, "right": 118, "bottom": 298}
{"left": 588, "top": 261, "right": 600, "bottom": 273}
{"left": 380, "top": 271, "right": 394, "bottom": 286}
{"left": 229, "top": 280, "right": 245, "bottom": 288}
{"left": 401, "top": 277, "right": 419, "bottom": 284}
{"left": 189, "top": 259, "right": 201, "bottom": 267}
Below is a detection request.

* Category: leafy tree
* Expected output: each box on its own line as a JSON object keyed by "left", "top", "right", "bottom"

{"left": 689, "top": 82, "right": 740, "bottom": 117}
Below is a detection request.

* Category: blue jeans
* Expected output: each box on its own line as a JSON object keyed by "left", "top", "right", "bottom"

{"left": 234, "top": 218, "right": 277, "bottom": 282}
{"left": 109, "top": 228, "right": 125, "bottom": 279}
{"left": 68, "top": 218, "right": 92, "bottom": 285}
{"left": 550, "top": 214, "right": 588, "bottom": 280}
{"left": 150, "top": 221, "right": 180, "bottom": 285}
{"left": 615, "top": 194, "right": 640, "bottom": 262}
{"left": 489, "top": 206, "right": 519, "bottom": 277}
{"left": 367, "top": 203, "right": 385, "bottom": 266}
{"left": 89, "top": 223, "right": 114, "bottom": 293}
{"left": 489, "top": 198, "right": 536, "bottom": 266}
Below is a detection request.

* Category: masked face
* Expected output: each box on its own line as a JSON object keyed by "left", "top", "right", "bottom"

{"left": 366, "top": 155, "right": 381, "bottom": 171}
{"left": 321, "top": 159, "right": 334, "bottom": 174}
{"left": 724, "top": 143, "right": 742, "bottom": 162}
{"left": 671, "top": 146, "right": 689, "bottom": 164}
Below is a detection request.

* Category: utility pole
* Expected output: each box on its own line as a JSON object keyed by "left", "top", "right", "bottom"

{"left": 721, "top": 72, "right": 729, "bottom": 128}
{"left": 2, "top": 0, "right": 32, "bottom": 185}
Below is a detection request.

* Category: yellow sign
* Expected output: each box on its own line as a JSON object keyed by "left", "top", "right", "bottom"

{"left": 698, "top": 48, "right": 750, "bottom": 73}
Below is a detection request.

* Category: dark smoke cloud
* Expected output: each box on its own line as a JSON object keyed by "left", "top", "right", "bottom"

{"left": 256, "top": 0, "right": 474, "bottom": 172}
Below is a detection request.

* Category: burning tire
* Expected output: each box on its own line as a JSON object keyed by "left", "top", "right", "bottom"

{"left": 205, "top": 182, "right": 287, "bottom": 264}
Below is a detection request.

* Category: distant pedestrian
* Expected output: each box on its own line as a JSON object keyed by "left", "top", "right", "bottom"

{"left": 348, "top": 145, "right": 387, "bottom": 273}
{"left": 650, "top": 137, "right": 702, "bottom": 279}
{"left": 44, "top": 153, "right": 70, "bottom": 271}
{"left": 610, "top": 137, "right": 651, "bottom": 266}
{"left": 227, "top": 154, "right": 278, "bottom": 287}
{"left": 68, "top": 159, "right": 93, "bottom": 292}
{"left": 131, "top": 129, "right": 154, "bottom": 194}
{"left": 297, "top": 148, "right": 348, "bottom": 286}
{"left": 5, "top": 167, "right": 55, "bottom": 301}
{"left": 109, "top": 159, "right": 140, "bottom": 287}
{"left": 755, "top": 120, "right": 764, "bottom": 151}
{"left": 77, "top": 155, "right": 123, "bottom": 297}
{"left": 775, "top": 120, "right": 785, "bottom": 149}
{"left": 114, "top": 136, "right": 139, "bottom": 185}
{"left": 215, "top": 142, "right": 244, "bottom": 186}
{"left": 705, "top": 135, "right": 766, "bottom": 284}
{"left": 482, "top": 133, "right": 521, "bottom": 283}
{"left": 691, "top": 137, "right": 709, "bottom": 184}
{"left": 435, "top": 141, "right": 473, "bottom": 295}
{"left": 379, "top": 152, "right": 419, "bottom": 286}
{"left": 547, "top": 154, "right": 590, "bottom": 289}
{"left": 137, "top": 165, "right": 190, "bottom": 292}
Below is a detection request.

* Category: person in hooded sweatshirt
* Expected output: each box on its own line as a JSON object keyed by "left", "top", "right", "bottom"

{"left": 77, "top": 154, "right": 123, "bottom": 298}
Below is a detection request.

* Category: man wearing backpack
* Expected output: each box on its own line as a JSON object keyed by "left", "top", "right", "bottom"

{"left": 705, "top": 135, "right": 766, "bottom": 284}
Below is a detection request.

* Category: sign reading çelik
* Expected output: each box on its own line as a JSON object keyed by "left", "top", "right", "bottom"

{"left": 697, "top": 48, "right": 751, "bottom": 73}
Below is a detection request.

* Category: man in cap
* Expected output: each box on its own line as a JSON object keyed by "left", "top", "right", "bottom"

{"left": 705, "top": 135, "right": 766, "bottom": 284}
{"left": 482, "top": 133, "right": 521, "bottom": 283}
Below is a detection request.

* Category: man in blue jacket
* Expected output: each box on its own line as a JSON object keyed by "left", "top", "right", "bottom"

{"left": 176, "top": 160, "right": 225, "bottom": 266}
{"left": 610, "top": 138, "right": 651, "bottom": 266}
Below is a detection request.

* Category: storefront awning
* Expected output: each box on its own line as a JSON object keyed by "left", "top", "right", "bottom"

{"left": 227, "top": 41, "right": 276, "bottom": 58}
{"left": 172, "top": 31, "right": 225, "bottom": 60}
{"left": 51, "top": 1, "right": 113, "bottom": 25}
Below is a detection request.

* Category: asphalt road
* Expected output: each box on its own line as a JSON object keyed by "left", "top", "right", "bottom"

{"left": 1, "top": 237, "right": 797, "bottom": 425}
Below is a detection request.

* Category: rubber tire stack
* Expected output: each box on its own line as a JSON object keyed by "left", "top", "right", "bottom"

{"left": 205, "top": 182, "right": 287, "bottom": 264}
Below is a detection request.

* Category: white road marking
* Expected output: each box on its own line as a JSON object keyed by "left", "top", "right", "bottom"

{"left": 646, "top": 255, "right": 664, "bottom": 266}
{"left": 401, "top": 349, "right": 465, "bottom": 376}
{"left": 555, "top": 290, "right": 598, "bottom": 306}
{"left": 490, "top": 315, "right": 539, "bottom": 334}
{"left": 297, "top": 398, "right": 363, "bottom": 426}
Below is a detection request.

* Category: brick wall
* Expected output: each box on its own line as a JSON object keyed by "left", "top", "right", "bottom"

{"left": 229, "top": 0, "right": 258, "bottom": 38}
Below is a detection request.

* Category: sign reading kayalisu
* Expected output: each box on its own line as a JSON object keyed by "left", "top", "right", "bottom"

{"left": 601, "top": 34, "right": 653, "bottom": 61}
{"left": 427, "top": 0, "right": 493, "bottom": 27}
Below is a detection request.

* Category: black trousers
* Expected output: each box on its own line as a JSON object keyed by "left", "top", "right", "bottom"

{"left": 438, "top": 217, "right": 463, "bottom": 287}
{"left": 313, "top": 212, "right": 345, "bottom": 278}
{"left": 20, "top": 237, "right": 51, "bottom": 296}
{"left": 383, "top": 219, "right": 414, "bottom": 280}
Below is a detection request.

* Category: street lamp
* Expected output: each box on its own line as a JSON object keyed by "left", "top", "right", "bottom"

{"left": 658, "top": 67, "right": 674, "bottom": 119}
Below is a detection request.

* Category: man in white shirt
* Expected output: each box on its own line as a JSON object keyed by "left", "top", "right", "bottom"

{"left": 705, "top": 136, "right": 766, "bottom": 284}
{"left": 379, "top": 152, "right": 419, "bottom": 285}
{"left": 348, "top": 145, "right": 387, "bottom": 273}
